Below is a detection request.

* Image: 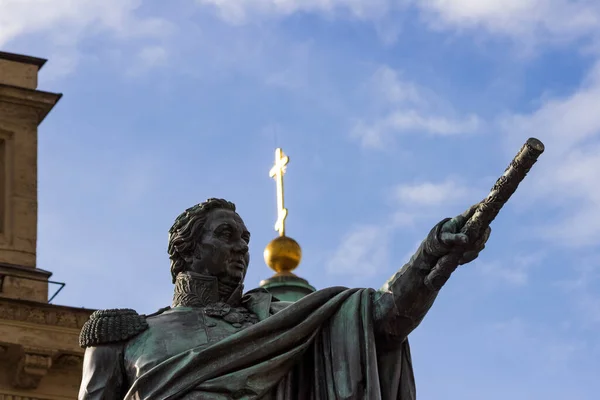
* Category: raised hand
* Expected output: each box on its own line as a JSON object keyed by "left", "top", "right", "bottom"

{"left": 439, "top": 204, "right": 491, "bottom": 265}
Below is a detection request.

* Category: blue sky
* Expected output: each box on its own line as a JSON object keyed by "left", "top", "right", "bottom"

{"left": 3, "top": 0, "right": 600, "bottom": 398}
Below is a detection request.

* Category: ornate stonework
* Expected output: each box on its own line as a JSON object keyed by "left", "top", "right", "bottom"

{"left": 0, "top": 302, "right": 91, "bottom": 392}
{"left": 0, "top": 394, "right": 66, "bottom": 400}
{"left": 52, "top": 354, "right": 83, "bottom": 369}
{"left": 0, "top": 299, "right": 89, "bottom": 329}
{"left": 12, "top": 349, "right": 54, "bottom": 389}
{"left": 0, "top": 298, "right": 92, "bottom": 392}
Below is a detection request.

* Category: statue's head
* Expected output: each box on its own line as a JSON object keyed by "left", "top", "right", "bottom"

{"left": 168, "top": 198, "right": 250, "bottom": 288}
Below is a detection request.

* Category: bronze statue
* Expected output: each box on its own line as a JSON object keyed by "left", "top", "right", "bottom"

{"left": 78, "top": 139, "right": 544, "bottom": 399}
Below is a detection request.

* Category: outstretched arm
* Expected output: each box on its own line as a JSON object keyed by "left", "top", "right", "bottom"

{"left": 79, "top": 344, "right": 127, "bottom": 400}
{"left": 372, "top": 206, "right": 490, "bottom": 345}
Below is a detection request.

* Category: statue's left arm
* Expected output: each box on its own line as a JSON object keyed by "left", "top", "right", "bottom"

{"left": 372, "top": 206, "right": 490, "bottom": 345}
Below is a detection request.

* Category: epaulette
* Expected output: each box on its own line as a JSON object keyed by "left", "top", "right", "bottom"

{"left": 79, "top": 308, "right": 149, "bottom": 348}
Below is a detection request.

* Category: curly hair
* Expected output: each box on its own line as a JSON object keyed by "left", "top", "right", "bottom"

{"left": 168, "top": 198, "right": 237, "bottom": 283}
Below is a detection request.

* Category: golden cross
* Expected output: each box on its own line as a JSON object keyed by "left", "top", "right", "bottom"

{"left": 269, "top": 148, "right": 289, "bottom": 237}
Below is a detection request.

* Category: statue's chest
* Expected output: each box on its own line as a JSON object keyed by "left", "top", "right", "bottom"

{"left": 123, "top": 307, "right": 257, "bottom": 380}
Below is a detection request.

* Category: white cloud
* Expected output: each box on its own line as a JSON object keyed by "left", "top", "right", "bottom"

{"left": 196, "top": 0, "right": 392, "bottom": 24}
{"left": 328, "top": 178, "right": 475, "bottom": 279}
{"left": 370, "top": 66, "right": 427, "bottom": 106}
{"left": 0, "top": 0, "right": 169, "bottom": 45}
{"left": 126, "top": 45, "right": 169, "bottom": 77}
{"left": 482, "top": 261, "right": 527, "bottom": 286}
{"left": 194, "top": 0, "right": 600, "bottom": 42}
{"left": 501, "top": 61, "right": 600, "bottom": 149}
{"left": 352, "top": 65, "right": 481, "bottom": 149}
{"left": 0, "top": 0, "right": 172, "bottom": 78}
{"left": 414, "top": 0, "right": 600, "bottom": 46}
{"left": 326, "top": 224, "right": 391, "bottom": 277}
{"left": 354, "top": 111, "right": 480, "bottom": 148}
{"left": 195, "top": 0, "right": 600, "bottom": 51}
{"left": 37, "top": 50, "right": 80, "bottom": 80}
{"left": 393, "top": 178, "right": 473, "bottom": 208}
{"left": 195, "top": 0, "right": 407, "bottom": 44}
{"left": 499, "top": 60, "right": 600, "bottom": 247}
{"left": 136, "top": 45, "right": 168, "bottom": 66}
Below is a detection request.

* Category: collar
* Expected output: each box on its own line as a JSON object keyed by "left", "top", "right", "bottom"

{"left": 172, "top": 271, "right": 244, "bottom": 308}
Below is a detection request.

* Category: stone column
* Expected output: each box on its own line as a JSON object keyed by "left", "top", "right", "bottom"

{"left": 0, "top": 51, "right": 61, "bottom": 302}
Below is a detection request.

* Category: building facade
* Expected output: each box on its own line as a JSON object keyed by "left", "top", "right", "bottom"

{"left": 0, "top": 51, "right": 93, "bottom": 400}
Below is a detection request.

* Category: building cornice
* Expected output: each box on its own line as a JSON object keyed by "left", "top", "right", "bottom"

{"left": 0, "top": 84, "right": 62, "bottom": 124}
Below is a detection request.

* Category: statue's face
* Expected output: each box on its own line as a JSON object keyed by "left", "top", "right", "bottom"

{"left": 188, "top": 208, "right": 250, "bottom": 287}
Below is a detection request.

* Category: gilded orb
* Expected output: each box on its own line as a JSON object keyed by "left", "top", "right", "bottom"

{"left": 263, "top": 236, "right": 302, "bottom": 274}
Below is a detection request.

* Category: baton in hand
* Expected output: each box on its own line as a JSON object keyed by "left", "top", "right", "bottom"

{"left": 424, "top": 138, "right": 545, "bottom": 291}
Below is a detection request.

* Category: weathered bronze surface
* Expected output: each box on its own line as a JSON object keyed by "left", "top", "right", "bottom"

{"left": 78, "top": 139, "right": 543, "bottom": 399}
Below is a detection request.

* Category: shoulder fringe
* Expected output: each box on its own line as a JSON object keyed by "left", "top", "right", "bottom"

{"left": 79, "top": 308, "right": 148, "bottom": 348}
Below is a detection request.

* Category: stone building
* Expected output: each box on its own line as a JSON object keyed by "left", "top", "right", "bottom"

{"left": 0, "top": 51, "right": 93, "bottom": 400}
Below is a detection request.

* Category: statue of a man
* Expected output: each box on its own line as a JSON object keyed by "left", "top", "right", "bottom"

{"left": 78, "top": 198, "right": 490, "bottom": 399}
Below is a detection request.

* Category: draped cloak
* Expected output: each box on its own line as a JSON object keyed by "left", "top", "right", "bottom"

{"left": 123, "top": 287, "right": 416, "bottom": 400}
